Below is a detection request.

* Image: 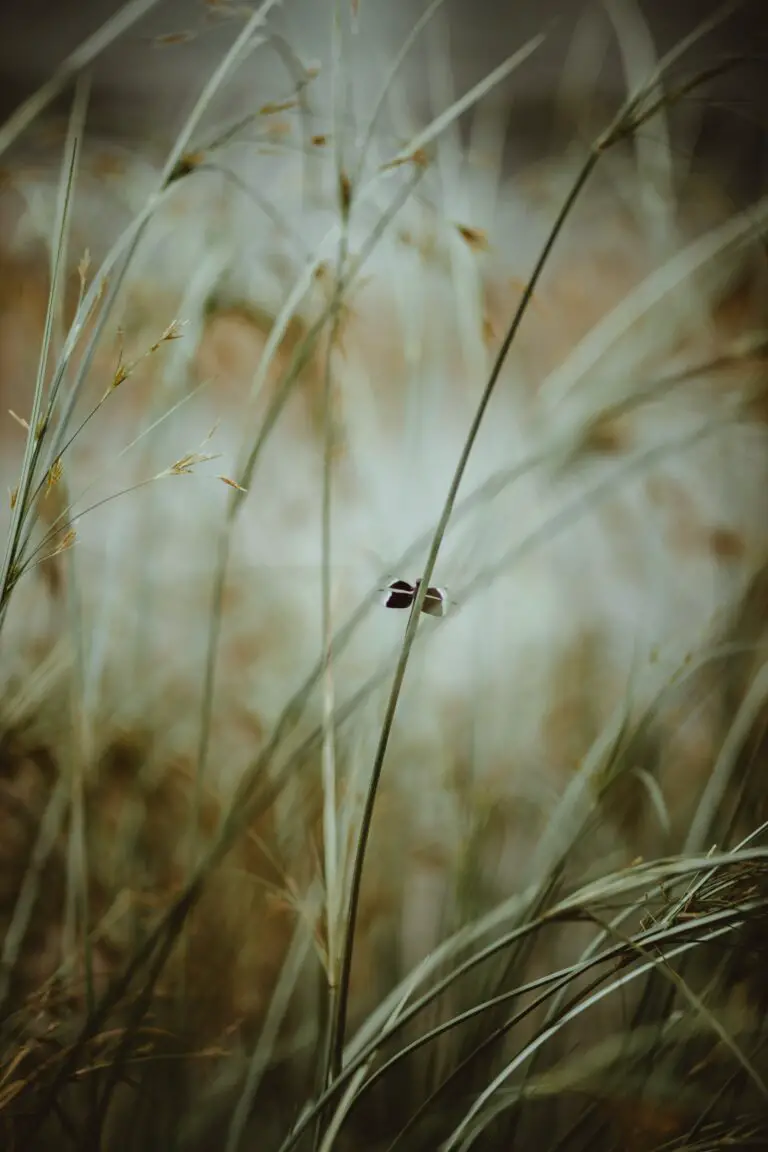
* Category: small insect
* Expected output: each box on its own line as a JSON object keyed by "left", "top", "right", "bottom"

{"left": 382, "top": 579, "right": 448, "bottom": 618}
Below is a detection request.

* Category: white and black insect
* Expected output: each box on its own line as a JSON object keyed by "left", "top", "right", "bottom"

{"left": 382, "top": 579, "right": 448, "bottom": 618}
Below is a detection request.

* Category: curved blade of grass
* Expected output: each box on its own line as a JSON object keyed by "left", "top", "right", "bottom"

{"left": 442, "top": 914, "right": 754, "bottom": 1151}
{"left": 277, "top": 868, "right": 768, "bottom": 1151}
{"left": 327, "top": 73, "right": 596, "bottom": 1093}
{"left": 588, "top": 908, "right": 768, "bottom": 1098}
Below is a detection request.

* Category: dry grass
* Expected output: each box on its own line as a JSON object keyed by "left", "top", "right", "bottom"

{"left": 0, "top": 0, "right": 767, "bottom": 1149}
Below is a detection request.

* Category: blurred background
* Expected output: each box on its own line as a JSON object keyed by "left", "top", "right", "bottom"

{"left": 0, "top": 0, "right": 765, "bottom": 193}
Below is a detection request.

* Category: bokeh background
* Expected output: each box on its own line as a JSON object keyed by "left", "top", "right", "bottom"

{"left": 0, "top": 0, "right": 765, "bottom": 195}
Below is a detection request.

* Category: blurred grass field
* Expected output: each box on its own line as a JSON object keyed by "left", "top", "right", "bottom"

{"left": 0, "top": 2, "right": 767, "bottom": 1149}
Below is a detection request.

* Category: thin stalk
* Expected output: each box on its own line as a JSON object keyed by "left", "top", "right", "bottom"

{"left": 0, "top": 72, "right": 89, "bottom": 627}
{"left": 316, "top": 0, "right": 353, "bottom": 1126}
{"left": 327, "top": 136, "right": 602, "bottom": 1087}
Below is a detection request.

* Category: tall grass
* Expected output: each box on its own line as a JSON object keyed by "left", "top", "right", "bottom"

{"left": 0, "top": 0, "right": 767, "bottom": 1149}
